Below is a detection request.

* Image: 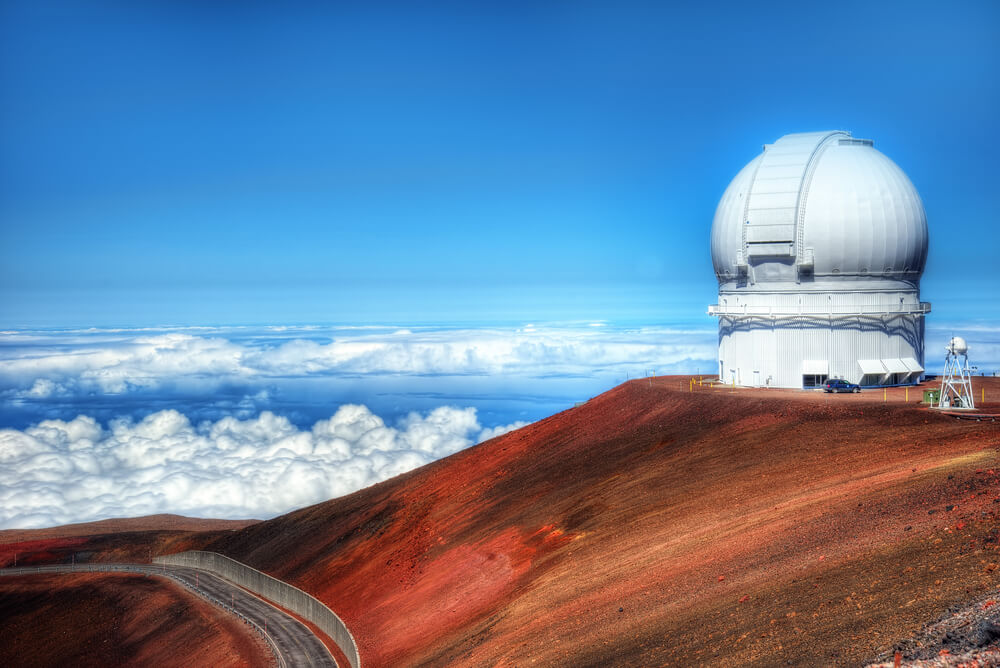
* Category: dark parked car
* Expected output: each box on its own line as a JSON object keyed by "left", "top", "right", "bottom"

{"left": 824, "top": 379, "right": 860, "bottom": 393}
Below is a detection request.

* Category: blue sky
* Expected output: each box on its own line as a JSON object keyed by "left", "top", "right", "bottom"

{"left": 2, "top": 0, "right": 997, "bottom": 327}
{"left": 1, "top": 1, "right": 998, "bottom": 528}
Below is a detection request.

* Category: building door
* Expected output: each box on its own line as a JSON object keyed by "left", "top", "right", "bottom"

{"left": 803, "top": 374, "right": 828, "bottom": 388}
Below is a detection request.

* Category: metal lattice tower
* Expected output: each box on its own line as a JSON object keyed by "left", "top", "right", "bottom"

{"left": 935, "top": 337, "right": 975, "bottom": 410}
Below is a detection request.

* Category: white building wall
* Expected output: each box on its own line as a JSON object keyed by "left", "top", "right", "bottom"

{"left": 718, "top": 313, "right": 924, "bottom": 388}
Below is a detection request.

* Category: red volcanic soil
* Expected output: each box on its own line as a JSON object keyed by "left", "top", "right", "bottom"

{"left": 189, "top": 376, "right": 1000, "bottom": 667}
{"left": 0, "top": 514, "right": 258, "bottom": 545}
{"left": 0, "top": 516, "right": 257, "bottom": 569}
{"left": 0, "top": 572, "right": 270, "bottom": 668}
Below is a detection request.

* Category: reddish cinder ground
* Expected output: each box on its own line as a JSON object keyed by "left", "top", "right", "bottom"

{"left": 0, "top": 515, "right": 258, "bottom": 568}
{"left": 0, "top": 572, "right": 270, "bottom": 668}
{"left": 190, "top": 376, "right": 1000, "bottom": 667}
{"left": 0, "top": 514, "right": 258, "bottom": 545}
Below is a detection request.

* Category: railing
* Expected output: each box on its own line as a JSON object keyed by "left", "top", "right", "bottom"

{"left": 155, "top": 551, "right": 360, "bottom": 668}
{"left": 708, "top": 302, "right": 932, "bottom": 317}
{"left": 157, "top": 564, "right": 288, "bottom": 668}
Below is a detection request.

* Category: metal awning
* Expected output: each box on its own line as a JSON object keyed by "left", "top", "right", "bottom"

{"left": 802, "top": 359, "right": 828, "bottom": 374}
{"left": 858, "top": 359, "right": 887, "bottom": 375}
{"left": 882, "top": 358, "right": 909, "bottom": 374}
{"left": 901, "top": 357, "right": 924, "bottom": 373}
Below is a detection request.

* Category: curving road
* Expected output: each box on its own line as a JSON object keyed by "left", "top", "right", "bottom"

{"left": 0, "top": 564, "right": 337, "bottom": 668}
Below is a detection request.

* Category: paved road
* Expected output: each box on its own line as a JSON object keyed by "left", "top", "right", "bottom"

{"left": 0, "top": 564, "right": 338, "bottom": 668}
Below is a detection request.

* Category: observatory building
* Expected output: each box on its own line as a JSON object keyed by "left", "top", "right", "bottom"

{"left": 708, "top": 131, "right": 930, "bottom": 389}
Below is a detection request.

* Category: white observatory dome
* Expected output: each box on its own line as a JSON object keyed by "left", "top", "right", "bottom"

{"left": 710, "top": 131, "right": 928, "bottom": 288}
{"left": 708, "top": 131, "right": 931, "bottom": 390}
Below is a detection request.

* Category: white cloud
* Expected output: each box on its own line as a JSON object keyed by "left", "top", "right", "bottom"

{"left": 0, "top": 325, "right": 717, "bottom": 398}
{"left": 0, "top": 405, "right": 527, "bottom": 529}
{"left": 478, "top": 420, "right": 530, "bottom": 442}
{"left": 15, "top": 378, "right": 68, "bottom": 399}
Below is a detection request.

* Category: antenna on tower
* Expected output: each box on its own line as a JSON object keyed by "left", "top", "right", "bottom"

{"left": 934, "top": 336, "right": 975, "bottom": 410}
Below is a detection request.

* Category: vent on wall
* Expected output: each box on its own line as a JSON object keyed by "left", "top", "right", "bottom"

{"left": 838, "top": 138, "right": 873, "bottom": 147}
{"left": 747, "top": 242, "right": 794, "bottom": 258}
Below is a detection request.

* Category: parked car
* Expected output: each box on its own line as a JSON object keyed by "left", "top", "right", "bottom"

{"left": 824, "top": 379, "right": 860, "bottom": 393}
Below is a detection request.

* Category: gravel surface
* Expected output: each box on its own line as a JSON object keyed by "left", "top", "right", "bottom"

{"left": 868, "top": 589, "right": 1000, "bottom": 667}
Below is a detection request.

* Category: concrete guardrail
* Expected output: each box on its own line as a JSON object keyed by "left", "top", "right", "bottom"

{"left": 154, "top": 551, "right": 359, "bottom": 668}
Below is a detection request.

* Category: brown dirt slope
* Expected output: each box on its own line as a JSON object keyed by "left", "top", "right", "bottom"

{"left": 0, "top": 514, "right": 258, "bottom": 545}
{"left": 0, "top": 572, "right": 270, "bottom": 668}
{"left": 0, "top": 528, "right": 248, "bottom": 569}
{"left": 0, "top": 515, "right": 262, "bottom": 569}
{"left": 193, "top": 376, "right": 1000, "bottom": 667}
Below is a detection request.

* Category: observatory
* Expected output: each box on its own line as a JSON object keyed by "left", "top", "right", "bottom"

{"left": 708, "top": 131, "right": 930, "bottom": 389}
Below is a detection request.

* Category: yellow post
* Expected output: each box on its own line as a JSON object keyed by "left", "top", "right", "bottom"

{"left": 905, "top": 387, "right": 908, "bottom": 402}
{"left": 883, "top": 387, "right": 887, "bottom": 402}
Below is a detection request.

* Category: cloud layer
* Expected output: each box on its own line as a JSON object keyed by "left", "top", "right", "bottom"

{"left": 0, "top": 404, "right": 527, "bottom": 529}
{"left": 1, "top": 320, "right": 997, "bottom": 530}
{"left": 0, "top": 324, "right": 712, "bottom": 528}
{"left": 0, "top": 324, "right": 715, "bottom": 398}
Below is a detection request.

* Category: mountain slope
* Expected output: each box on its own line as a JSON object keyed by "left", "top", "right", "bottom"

{"left": 199, "top": 378, "right": 1000, "bottom": 666}
{"left": 0, "top": 515, "right": 258, "bottom": 545}
{"left": 0, "top": 571, "right": 269, "bottom": 667}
